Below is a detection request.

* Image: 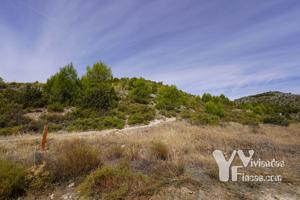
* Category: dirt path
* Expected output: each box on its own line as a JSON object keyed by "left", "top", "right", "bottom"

{"left": 0, "top": 117, "right": 176, "bottom": 143}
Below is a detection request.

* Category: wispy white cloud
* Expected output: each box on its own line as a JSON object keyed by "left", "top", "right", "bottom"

{"left": 0, "top": 0, "right": 299, "bottom": 98}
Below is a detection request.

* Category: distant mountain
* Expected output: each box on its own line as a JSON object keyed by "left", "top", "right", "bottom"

{"left": 235, "top": 91, "right": 300, "bottom": 110}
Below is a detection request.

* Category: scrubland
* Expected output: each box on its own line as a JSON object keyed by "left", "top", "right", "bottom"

{"left": 1, "top": 121, "right": 299, "bottom": 200}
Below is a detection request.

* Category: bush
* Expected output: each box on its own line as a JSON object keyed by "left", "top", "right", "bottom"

{"left": 0, "top": 160, "right": 26, "bottom": 199}
{"left": 47, "top": 139, "right": 102, "bottom": 180}
{"left": 205, "top": 101, "right": 225, "bottom": 117}
{"left": 47, "top": 102, "right": 64, "bottom": 112}
{"left": 81, "top": 62, "right": 113, "bottom": 86}
{"left": 108, "top": 109, "right": 126, "bottom": 120}
{"left": 180, "top": 110, "right": 192, "bottom": 119}
{"left": 129, "top": 78, "right": 152, "bottom": 104}
{"left": 0, "top": 77, "right": 6, "bottom": 89}
{"left": 159, "top": 109, "right": 177, "bottom": 117}
{"left": 127, "top": 104, "right": 155, "bottom": 125}
{"left": 263, "top": 115, "right": 289, "bottom": 126}
{"left": 18, "top": 84, "right": 45, "bottom": 108}
{"left": 81, "top": 83, "right": 117, "bottom": 110}
{"left": 156, "top": 85, "right": 183, "bottom": 110}
{"left": 190, "top": 113, "right": 219, "bottom": 125}
{"left": 78, "top": 166, "right": 149, "bottom": 199}
{"left": 225, "top": 110, "right": 260, "bottom": 125}
{"left": 128, "top": 113, "right": 149, "bottom": 125}
{"left": 150, "top": 142, "right": 169, "bottom": 160}
{"left": 67, "top": 116, "right": 125, "bottom": 131}
{"left": 102, "top": 116, "right": 125, "bottom": 129}
{"left": 48, "top": 124, "right": 64, "bottom": 132}
{"left": 183, "top": 95, "right": 201, "bottom": 109}
{"left": 202, "top": 93, "right": 212, "bottom": 102}
{"left": 0, "top": 126, "right": 22, "bottom": 136}
{"left": 0, "top": 101, "right": 29, "bottom": 128}
{"left": 40, "top": 113, "right": 67, "bottom": 124}
{"left": 44, "top": 64, "right": 81, "bottom": 105}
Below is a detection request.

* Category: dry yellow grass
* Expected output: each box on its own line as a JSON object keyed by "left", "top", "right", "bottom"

{"left": 1, "top": 121, "right": 299, "bottom": 199}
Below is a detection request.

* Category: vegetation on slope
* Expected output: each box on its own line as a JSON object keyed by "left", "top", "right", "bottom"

{"left": 0, "top": 62, "right": 300, "bottom": 135}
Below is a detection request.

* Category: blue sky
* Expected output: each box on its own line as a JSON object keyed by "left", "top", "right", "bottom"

{"left": 0, "top": 0, "right": 300, "bottom": 99}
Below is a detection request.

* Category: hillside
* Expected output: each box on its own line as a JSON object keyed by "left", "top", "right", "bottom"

{"left": 1, "top": 62, "right": 300, "bottom": 136}
{"left": 235, "top": 91, "right": 300, "bottom": 110}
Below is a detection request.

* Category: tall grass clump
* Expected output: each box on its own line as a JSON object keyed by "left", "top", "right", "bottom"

{"left": 47, "top": 139, "right": 102, "bottom": 180}
{"left": 150, "top": 142, "right": 169, "bottom": 160}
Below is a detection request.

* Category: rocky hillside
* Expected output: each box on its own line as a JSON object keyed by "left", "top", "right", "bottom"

{"left": 235, "top": 91, "right": 300, "bottom": 109}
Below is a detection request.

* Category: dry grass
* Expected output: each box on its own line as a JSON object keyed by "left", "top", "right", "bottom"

{"left": 150, "top": 142, "right": 169, "bottom": 160}
{"left": 1, "top": 121, "right": 300, "bottom": 199}
{"left": 46, "top": 139, "right": 103, "bottom": 180}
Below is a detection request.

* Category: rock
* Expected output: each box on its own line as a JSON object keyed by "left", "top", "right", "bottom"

{"left": 62, "top": 193, "right": 72, "bottom": 200}
{"left": 68, "top": 182, "right": 75, "bottom": 188}
{"left": 181, "top": 187, "right": 194, "bottom": 194}
{"left": 50, "top": 193, "right": 55, "bottom": 199}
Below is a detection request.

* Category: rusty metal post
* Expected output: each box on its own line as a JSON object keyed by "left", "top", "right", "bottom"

{"left": 40, "top": 124, "right": 48, "bottom": 152}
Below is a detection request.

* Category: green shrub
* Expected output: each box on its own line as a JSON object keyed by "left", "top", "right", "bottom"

{"left": 127, "top": 104, "right": 155, "bottom": 125}
{"left": 128, "top": 111, "right": 155, "bottom": 125}
{"left": 108, "top": 109, "right": 126, "bottom": 120}
{"left": 150, "top": 142, "right": 169, "bottom": 160}
{"left": 67, "top": 116, "right": 125, "bottom": 131}
{"left": 183, "top": 95, "right": 201, "bottom": 109}
{"left": 40, "top": 113, "right": 67, "bottom": 124}
{"left": 0, "top": 102, "right": 29, "bottom": 128}
{"left": 0, "top": 160, "right": 26, "bottom": 200}
{"left": 47, "top": 139, "right": 102, "bottom": 180}
{"left": 205, "top": 101, "right": 225, "bottom": 117}
{"left": 66, "top": 118, "right": 97, "bottom": 131}
{"left": 156, "top": 85, "right": 183, "bottom": 110}
{"left": 81, "top": 62, "right": 113, "bottom": 86}
{"left": 180, "top": 110, "right": 192, "bottom": 119}
{"left": 159, "top": 109, "right": 177, "bottom": 117}
{"left": 44, "top": 64, "right": 81, "bottom": 105}
{"left": 0, "top": 126, "right": 22, "bottom": 136}
{"left": 47, "top": 103, "right": 64, "bottom": 112}
{"left": 202, "top": 93, "right": 212, "bottom": 102}
{"left": 0, "top": 77, "right": 6, "bottom": 89}
{"left": 129, "top": 78, "right": 152, "bottom": 104}
{"left": 17, "top": 84, "right": 45, "bottom": 108}
{"left": 81, "top": 83, "right": 117, "bottom": 110}
{"left": 102, "top": 116, "right": 125, "bottom": 129}
{"left": 128, "top": 113, "right": 146, "bottom": 125}
{"left": 78, "top": 166, "right": 149, "bottom": 199}
{"left": 190, "top": 113, "right": 219, "bottom": 125}
{"left": 48, "top": 124, "right": 64, "bottom": 132}
{"left": 263, "top": 115, "right": 289, "bottom": 126}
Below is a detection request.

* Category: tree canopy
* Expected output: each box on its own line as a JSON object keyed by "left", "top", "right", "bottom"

{"left": 44, "top": 64, "right": 81, "bottom": 105}
{"left": 156, "top": 85, "right": 183, "bottom": 110}
{"left": 80, "top": 62, "right": 116, "bottom": 110}
{"left": 129, "top": 78, "right": 152, "bottom": 104}
{"left": 81, "top": 62, "right": 113, "bottom": 88}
